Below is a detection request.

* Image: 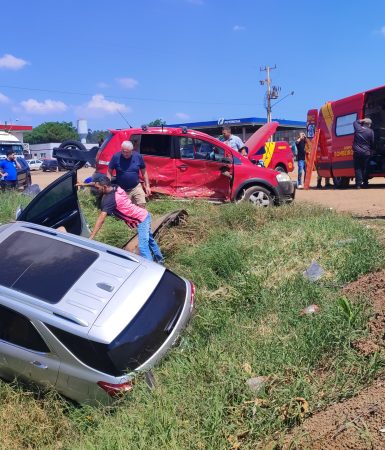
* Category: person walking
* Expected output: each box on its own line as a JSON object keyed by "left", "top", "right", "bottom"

{"left": 108, "top": 140, "right": 150, "bottom": 207}
{"left": 353, "top": 118, "right": 374, "bottom": 189}
{"left": 0, "top": 150, "right": 21, "bottom": 190}
{"left": 76, "top": 174, "right": 164, "bottom": 263}
{"left": 295, "top": 132, "right": 307, "bottom": 188}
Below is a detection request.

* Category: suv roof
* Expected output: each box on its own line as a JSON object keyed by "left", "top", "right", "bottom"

{"left": 0, "top": 222, "right": 166, "bottom": 343}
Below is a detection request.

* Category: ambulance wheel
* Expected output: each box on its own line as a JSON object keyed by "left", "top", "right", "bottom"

{"left": 56, "top": 140, "right": 87, "bottom": 171}
{"left": 242, "top": 186, "right": 273, "bottom": 207}
{"left": 274, "top": 164, "right": 287, "bottom": 173}
{"left": 333, "top": 176, "right": 350, "bottom": 189}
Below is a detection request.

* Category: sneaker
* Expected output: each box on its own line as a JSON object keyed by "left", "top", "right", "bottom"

{"left": 298, "top": 184, "right": 303, "bottom": 189}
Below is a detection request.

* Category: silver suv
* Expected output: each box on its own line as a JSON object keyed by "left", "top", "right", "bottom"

{"left": 0, "top": 172, "right": 194, "bottom": 405}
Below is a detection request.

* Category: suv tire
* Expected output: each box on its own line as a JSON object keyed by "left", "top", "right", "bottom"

{"left": 242, "top": 186, "right": 274, "bottom": 207}
{"left": 56, "top": 140, "right": 87, "bottom": 171}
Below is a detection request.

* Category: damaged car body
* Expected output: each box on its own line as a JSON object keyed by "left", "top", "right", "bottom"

{"left": 53, "top": 123, "right": 296, "bottom": 207}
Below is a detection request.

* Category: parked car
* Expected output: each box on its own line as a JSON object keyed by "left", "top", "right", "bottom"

{"left": 0, "top": 171, "right": 194, "bottom": 405}
{"left": 27, "top": 159, "right": 43, "bottom": 171}
{"left": 17, "top": 158, "right": 32, "bottom": 190}
{"left": 41, "top": 159, "right": 64, "bottom": 172}
{"left": 53, "top": 123, "right": 296, "bottom": 207}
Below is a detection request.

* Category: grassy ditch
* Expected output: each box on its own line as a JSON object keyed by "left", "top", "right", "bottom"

{"left": 0, "top": 191, "right": 384, "bottom": 449}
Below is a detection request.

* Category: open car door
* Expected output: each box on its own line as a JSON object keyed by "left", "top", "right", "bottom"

{"left": 17, "top": 171, "right": 89, "bottom": 237}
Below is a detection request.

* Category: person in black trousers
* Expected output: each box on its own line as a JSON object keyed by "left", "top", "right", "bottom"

{"left": 353, "top": 118, "right": 374, "bottom": 189}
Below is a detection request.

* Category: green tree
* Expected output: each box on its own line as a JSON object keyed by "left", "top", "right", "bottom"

{"left": 148, "top": 118, "right": 166, "bottom": 126}
{"left": 24, "top": 122, "right": 79, "bottom": 144}
{"left": 86, "top": 129, "right": 108, "bottom": 145}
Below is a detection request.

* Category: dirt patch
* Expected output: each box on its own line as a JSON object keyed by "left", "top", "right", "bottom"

{"left": 30, "top": 167, "right": 94, "bottom": 189}
{"left": 280, "top": 269, "right": 385, "bottom": 449}
{"left": 283, "top": 379, "right": 385, "bottom": 449}
{"left": 344, "top": 270, "right": 385, "bottom": 355}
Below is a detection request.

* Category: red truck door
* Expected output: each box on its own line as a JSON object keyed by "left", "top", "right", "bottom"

{"left": 330, "top": 93, "right": 364, "bottom": 179}
{"left": 174, "top": 136, "right": 232, "bottom": 200}
{"left": 137, "top": 133, "right": 177, "bottom": 196}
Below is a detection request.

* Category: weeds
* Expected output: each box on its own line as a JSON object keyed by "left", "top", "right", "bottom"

{"left": 0, "top": 194, "right": 384, "bottom": 449}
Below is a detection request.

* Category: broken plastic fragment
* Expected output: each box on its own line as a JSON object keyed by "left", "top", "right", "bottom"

{"left": 334, "top": 238, "right": 357, "bottom": 246}
{"left": 300, "top": 304, "right": 320, "bottom": 316}
{"left": 246, "top": 376, "right": 267, "bottom": 394}
{"left": 303, "top": 260, "right": 325, "bottom": 282}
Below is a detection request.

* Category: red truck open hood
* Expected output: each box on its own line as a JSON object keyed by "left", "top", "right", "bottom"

{"left": 245, "top": 122, "right": 279, "bottom": 158}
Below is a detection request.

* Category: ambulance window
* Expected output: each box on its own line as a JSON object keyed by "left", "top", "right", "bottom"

{"left": 336, "top": 113, "right": 357, "bottom": 136}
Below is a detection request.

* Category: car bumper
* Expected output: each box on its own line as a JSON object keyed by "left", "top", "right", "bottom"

{"left": 275, "top": 180, "right": 296, "bottom": 204}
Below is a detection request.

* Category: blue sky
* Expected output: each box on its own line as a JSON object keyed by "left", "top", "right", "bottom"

{"left": 1, "top": 0, "right": 385, "bottom": 131}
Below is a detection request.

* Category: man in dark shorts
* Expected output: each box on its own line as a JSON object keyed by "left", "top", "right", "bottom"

{"left": 0, "top": 150, "right": 21, "bottom": 190}
{"left": 108, "top": 140, "right": 150, "bottom": 207}
{"left": 76, "top": 174, "right": 163, "bottom": 263}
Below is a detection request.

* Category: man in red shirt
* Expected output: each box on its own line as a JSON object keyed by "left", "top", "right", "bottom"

{"left": 77, "top": 174, "right": 163, "bottom": 263}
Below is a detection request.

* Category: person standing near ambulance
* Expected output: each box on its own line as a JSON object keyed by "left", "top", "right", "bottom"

{"left": 353, "top": 118, "right": 374, "bottom": 189}
{"left": 295, "top": 132, "right": 307, "bottom": 188}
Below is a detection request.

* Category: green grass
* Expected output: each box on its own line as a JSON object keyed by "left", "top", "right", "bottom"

{"left": 0, "top": 192, "right": 384, "bottom": 449}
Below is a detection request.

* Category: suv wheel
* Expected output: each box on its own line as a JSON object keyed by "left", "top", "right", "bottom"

{"left": 56, "top": 140, "right": 87, "bottom": 171}
{"left": 241, "top": 186, "right": 273, "bottom": 207}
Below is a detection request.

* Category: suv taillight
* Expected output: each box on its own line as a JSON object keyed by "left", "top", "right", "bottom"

{"left": 97, "top": 381, "right": 133, "bottom": 397}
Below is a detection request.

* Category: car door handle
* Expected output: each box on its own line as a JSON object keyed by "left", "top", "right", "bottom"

{"left": 30, "top": 360, "right": 48, "bottom": 369}
{"left": 177, "top": 164, "right": 188, "bottom": 170}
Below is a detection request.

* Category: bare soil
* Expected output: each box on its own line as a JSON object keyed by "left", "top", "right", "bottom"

{"left": 33, "top": 169, "right": 385, "bottom": 217}
{"left": 282, "top": 269, "right": 385, "bottom": 450}
{"left": 30, "top": 167, "right": 94, "bottom": 189}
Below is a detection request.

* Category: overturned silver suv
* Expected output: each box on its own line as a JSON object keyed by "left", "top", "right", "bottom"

{"left": 0, "top": 172, "right": 194, "bottom": 404}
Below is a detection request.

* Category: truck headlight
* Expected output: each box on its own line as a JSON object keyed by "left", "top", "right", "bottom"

{"left": 276, "top": 173, "right": 291, "bottom": 183}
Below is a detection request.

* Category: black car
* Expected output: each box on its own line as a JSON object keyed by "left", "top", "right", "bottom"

{"left": 17, "top": 158, "right": 32, "bottom": 189}
{"left": 41, "top": 159, "right": 65, "bottom": 172}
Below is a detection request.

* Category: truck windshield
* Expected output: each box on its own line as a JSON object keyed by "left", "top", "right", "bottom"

{"left": 0, "top": 144, "right": 24, "bottom": 157}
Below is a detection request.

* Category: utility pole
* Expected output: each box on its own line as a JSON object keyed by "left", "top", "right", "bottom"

{"left": 260, "top": 65, "right": 280, "bottom": 123}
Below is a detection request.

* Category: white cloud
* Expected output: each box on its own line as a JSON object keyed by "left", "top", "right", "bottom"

{"left": 20, "top": 98, "right": 68, "bottom": 114}
{"left": 76, "top": 94, "right": 131, "bottom": 118}
{"left": 0, "top": 54, "right": 29, "bottom": 70}
{"left": 116, "top": 77, "right": 139, "bottom": 89}
{"left": 176, "top": 112, "right": 190, "bottom": 120}
{"left": 233, "top": 25, "right": 246, "bottom": 31}
{"left": 97, "top": 81, "right": 109, "bottom": 88}
{"left": 0, "top": 92, "right": 10, "bottom": 104}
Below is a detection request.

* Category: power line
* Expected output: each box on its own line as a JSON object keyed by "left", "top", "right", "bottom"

{"left": 0, "top": 84, "right": 263, "bottom": 107}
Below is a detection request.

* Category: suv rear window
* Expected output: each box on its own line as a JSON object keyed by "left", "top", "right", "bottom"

{"left": 46, "top": 270, "right": 187, "bottom": 375}
{"left": 0, "top": 231, "right": 98, "bottom": 303}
